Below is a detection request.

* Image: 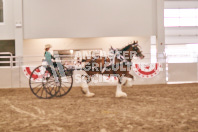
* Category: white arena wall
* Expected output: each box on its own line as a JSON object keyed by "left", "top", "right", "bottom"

{"left": 23, "top": 37, "right": 151, "bottom": 65}
{"left": 23, "top": 0, "right": 157, "bottom": 38}
{"left": 0, "top": 63, "right": 167, "bottom": 88}
{"left": 1, "top": 61, "right": 198, "bottom": 88}
{"left": 168, "top": 63, "right": 198, "bottom": 82}
{"left": 0, "top": 0, "right": 160, "bottom": 40}
{"left": 0, "top": 0, "right": 15, "bottom": 40}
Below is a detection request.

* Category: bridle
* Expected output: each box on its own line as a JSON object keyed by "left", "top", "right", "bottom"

{"left": 131, "top": 43, "right": 142, "bottom": 57}
{"left": 109, "top": 46, "right": 133, "bottom": 66}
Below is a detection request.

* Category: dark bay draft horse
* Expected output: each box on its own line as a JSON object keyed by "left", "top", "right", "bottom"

{"left": 81, "top": 41, "right": 145, "bottom": 97}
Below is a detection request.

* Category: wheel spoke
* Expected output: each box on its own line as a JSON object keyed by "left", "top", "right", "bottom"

{"left": 61, "top": 86, "right": 66, "bottom": 92}
{"left": 45, "top": 90, "right": 48, "bottom": 98}
{"left": 40, "top": 88, "right": 44, "bottom": 97}
{"left": 35, "top": 87, "right": 42, "bottom": 94}
{"left": 56, "top": 70, "right": 73, "bottom": 97}
{"left": 31, "top": 83, "right": 43, "bottom": 88}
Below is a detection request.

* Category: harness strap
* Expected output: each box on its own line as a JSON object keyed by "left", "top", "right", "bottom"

{"left": 101, "top": 47, "right": 132, "bottom": 73}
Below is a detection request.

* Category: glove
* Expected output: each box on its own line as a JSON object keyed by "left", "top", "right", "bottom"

{"left": 51, "top": 55, "right": 55, "bottom": 60}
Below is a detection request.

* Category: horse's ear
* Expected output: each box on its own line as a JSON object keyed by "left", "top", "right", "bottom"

{"left": 133, "top": 40, "right": 135, "bottom": 44}
{"left": 136, "top": 41, "right": 138, "bottom": 44}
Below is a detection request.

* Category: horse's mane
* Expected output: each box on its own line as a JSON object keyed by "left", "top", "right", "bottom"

{"left": 120, "top": 42, "right": 136, "bottom": 51}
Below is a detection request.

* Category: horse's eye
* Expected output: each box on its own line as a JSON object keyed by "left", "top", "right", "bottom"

{"left": 133, "top": 47, "right": 138, "bottom": 50}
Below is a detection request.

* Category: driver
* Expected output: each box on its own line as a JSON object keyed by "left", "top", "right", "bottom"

{"left": 44, "top": 44, "right": 65, "bottom": 81}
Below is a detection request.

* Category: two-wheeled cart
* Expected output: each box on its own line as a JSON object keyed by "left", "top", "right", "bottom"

{"left": 29, "top": 64, "right": 74, "bottom": 99}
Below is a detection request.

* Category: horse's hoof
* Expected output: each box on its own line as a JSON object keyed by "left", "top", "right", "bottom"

{"left": 85, "top": 92, "right": 95, "bottom": 97}
{"left": 81, "top": 88, "right": 87, "bottom": 94}
{"left": 81, "top": 83, "right": 88, "bottom": 94}
{"left": 115, "top": 92, "right": 127, "bottom": 98}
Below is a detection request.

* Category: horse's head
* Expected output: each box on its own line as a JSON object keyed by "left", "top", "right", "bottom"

{"left": 121, "top": 41, "right": 145, "bottom": 62}
{"left": 131, "top": 41, "right": 145, "bottom": 59}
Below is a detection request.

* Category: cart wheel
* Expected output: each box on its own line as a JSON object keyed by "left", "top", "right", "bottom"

{"left": 56, "top": 66, "right": 73, "bottom": 97}
{"left": 42, "top": 66, "right": 61, "bottom": 97}
{"left": 29, "top": 65, "right": 60, "bottom": 99}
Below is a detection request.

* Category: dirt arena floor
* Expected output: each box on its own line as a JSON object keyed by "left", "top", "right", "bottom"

{"left": 0, "top": 83, "right": 198, "bottom": 132}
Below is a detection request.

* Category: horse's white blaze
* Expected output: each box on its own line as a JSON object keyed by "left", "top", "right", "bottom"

{"left": 116, "top": 84, "right": 127, "bottom": 97}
